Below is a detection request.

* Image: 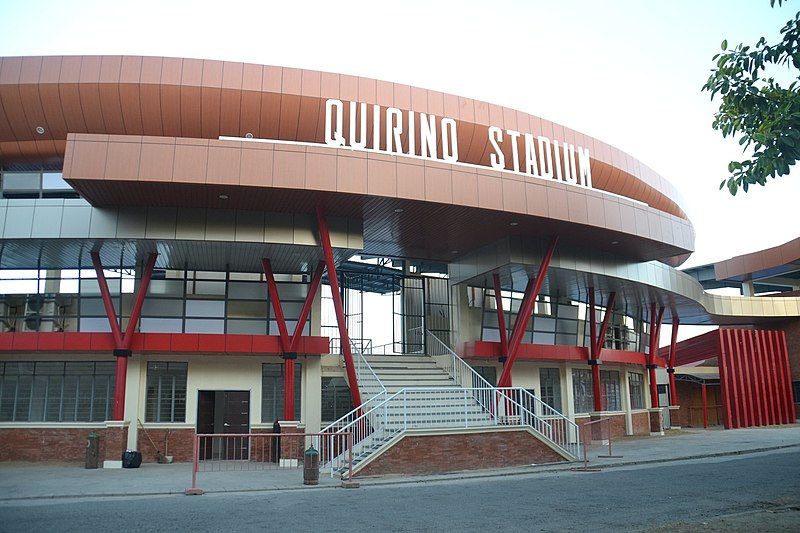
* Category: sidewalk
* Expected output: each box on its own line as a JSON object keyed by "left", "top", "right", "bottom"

{"left": 1, "top": 425, "right": 798, "bottom": 501}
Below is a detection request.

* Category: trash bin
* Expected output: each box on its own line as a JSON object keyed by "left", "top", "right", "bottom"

{"left": 122, "top": 450, "right": 142, "bottom": 468}
{"left": 303, "top": 446, "right": 319, "bottom": 485}
{"left": 85, "top": 432, "right": 100, "bottom": 469}
{"left": 271, "top": 420, "right": 281, "bottom": 463}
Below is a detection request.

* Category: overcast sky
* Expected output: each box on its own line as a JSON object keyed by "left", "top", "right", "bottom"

{"left": 1, "top": 0, "right": 797, "bottom": 269}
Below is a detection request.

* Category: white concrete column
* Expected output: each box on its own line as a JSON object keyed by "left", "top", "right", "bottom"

{"left": 124, "top": 356, "right": 143, "bottom": 450}
{"left": 563, "top": 365, "right": 575, "bottom": 421}
{"left": 302, "top": 356, "right": 322, "bottom": 433}
{"left": 621, "top": 368, "right": 633, "bottom": 435}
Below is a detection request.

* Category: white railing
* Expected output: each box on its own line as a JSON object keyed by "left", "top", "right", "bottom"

{"left": 427, "top": 329, "right": 580, "bottom": 458}
{"left": 323, "top": 386, "right": 581, "bottom": 477}
{"left": 352, "top": 338, "right": 386, "bottom": 401}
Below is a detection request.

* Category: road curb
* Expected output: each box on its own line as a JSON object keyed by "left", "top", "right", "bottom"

{"left": 1, "top": 442, "right": 798, "bottom": 502}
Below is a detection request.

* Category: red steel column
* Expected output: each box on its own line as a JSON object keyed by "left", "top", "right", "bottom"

{"left": 770, "top": 330, "right": 788, "bottom": 424}
{"left": 492, "top": 273, "right": 509, "bottom": 360}
{"left": 647, "top": 304, "right": 664, "bottom": 409}
{"left": 316, "top": 208, "right": 362, "bottom": 407}
{"left": 717, "top": 329, "right": 733, "bottom": 429}
{"left": 588, "top": 289, "right": 602, "bottom": 412}
{"left": 497, "top": 236, "right": 558, "bottom": 388}
{"left": 749, "top": 331, "right": 765, "bottom": 426}
{"left": 289, "top": 261, "right": 325, "bottom": 353}
{"left": 739, "top": 330, "right": 756, "bottom": 427}
{"left": 262, "top": 258, "right": 295, "bottom": 421}
{"left": 668, "top": 318, "right": 680, "bottom": 406}
{"left": 777, "top": 331, "right": 797, "bottom": 423}
{"left": 756, "top": 330, "right": 775, "bottom": 425}
{"left": 90, "top": 252, "right": 123, "bottom": 347}
{"left": 767, "top": 331, "right": 786, "bottom": 424}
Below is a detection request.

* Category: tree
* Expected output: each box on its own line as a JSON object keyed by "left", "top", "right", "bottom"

{"left": 703, "top": 0, "right": 800, "bottom": 195}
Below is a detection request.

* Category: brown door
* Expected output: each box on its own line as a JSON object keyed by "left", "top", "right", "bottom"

{"left": 196, "top": 390, "right": 250, "bottom": 460}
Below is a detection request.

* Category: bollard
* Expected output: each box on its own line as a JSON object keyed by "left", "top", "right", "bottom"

{"left": 303, "top": 446, "right": 320, "bottom": 485}
{"left": 85, "top": 432, "right": 100, "bottom": 469}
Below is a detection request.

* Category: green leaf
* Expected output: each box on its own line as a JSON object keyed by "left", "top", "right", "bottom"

{"left": 722, "top": 39, "right": 728, "bottom": 51}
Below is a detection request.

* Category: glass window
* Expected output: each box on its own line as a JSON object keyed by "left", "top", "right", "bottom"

{"left": 572, "top": 369, "right": 593, "bottom": 414}
{"left": 261, "top": 363, "right": 302, "bottom": 423}
{"left": 539, "top": 368, "right": 562, "bottom": 411}
{"left": 0, "top": 361, "right": 115, "bottom": 422}
{"left": 629, "top": 372, "right": 645, "bottom": 410}
{"left": 601, "top": 370, "right": 621, "bottom": 411}
{"left": 472, "top": 365, "right": 497, "bottom": 386}
{"left": 321, "top": 377, "right": 354, "bottom": 422}
{"left": 145, "top": 362, "right": 187, "bottom": 423}
{"left": 42, "top": 172, "right": 70, "bottom": 190}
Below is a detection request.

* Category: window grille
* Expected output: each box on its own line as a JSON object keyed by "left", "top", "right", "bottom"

{"left": 0, "top": 361, "right": 115, "bottom": 422}
{"left": 261, "top": 363, "right": 302, "bottom": 423}
{"left": 321, "top": 377, "right": 353, "bottom": 423}
{"left": 572, "top": 369, "right": 593, "bottom": 414}
{"left": 629, "top": 372, "right": 645, "bottom": 409}
{"left": 601, "top": 370, "right": 621, "bottom": 411}
{"left": 145, "top": 362, "right": 187, "bottom": 423}
{"left": 539, "top": 368, "right": 562, "bottom": 411}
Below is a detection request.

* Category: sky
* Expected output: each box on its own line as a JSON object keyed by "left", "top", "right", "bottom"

{"left": 0, "top": 0, "right": 797, "bottom": 345}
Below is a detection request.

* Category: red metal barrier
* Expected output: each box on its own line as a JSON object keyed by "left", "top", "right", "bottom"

{"left": 573, "top": 417, "right": 623, "bottom": 471}
{"left": 186, "top": 432, "right": 353, "bottom": 495}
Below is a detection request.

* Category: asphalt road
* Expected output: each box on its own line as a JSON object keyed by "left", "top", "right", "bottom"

{"left": 1, "top": 450, "right": 798, "bottom": 532}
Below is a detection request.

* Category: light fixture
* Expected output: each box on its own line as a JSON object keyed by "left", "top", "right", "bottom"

{"left": 394, "top": 208, "right": 404, "bottom": 213}
{"left": 35, "top": 126, "right": 45, "bottom": 135}
{"left": 611, "top": 240, "right": 619, "bottom": 245}
{"left": 244, "top": 132, "right": 254, "bottom": 139}
{"left": 451, "top": 250, "right": 459, "bottom": 254}
{"left": 218, "top": 194, "right": 229, "bottom": 200}
{"left": 509, "top": 221, "right": 519, "bottom": 226}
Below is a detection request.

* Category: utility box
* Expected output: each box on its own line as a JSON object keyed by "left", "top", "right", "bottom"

{"left": 303, "top": 446, "right": 319, "bottom": 485}
{"left": 85, "top": 432, "right": 100, "bottom": 469}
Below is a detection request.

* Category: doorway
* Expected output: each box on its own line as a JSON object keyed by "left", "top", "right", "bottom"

{"left": 197, "top": 390, "right": 250, "bottom": 459}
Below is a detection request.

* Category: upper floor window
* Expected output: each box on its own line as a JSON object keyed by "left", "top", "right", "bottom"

{"left": 0, "top": 171, "right": 78, "bottom": 199}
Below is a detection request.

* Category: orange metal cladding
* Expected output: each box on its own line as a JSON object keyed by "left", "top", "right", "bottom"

{"left": 0, "top": 56, "right": 690, "bottom": 224}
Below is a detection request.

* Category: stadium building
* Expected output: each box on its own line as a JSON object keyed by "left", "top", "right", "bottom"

{"left": 0, "top": 55, "right": 796, "bottom": 473}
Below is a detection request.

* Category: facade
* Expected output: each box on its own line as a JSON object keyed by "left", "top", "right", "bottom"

{"left": 0, "top": 55, "right": 797, "bottom": 471}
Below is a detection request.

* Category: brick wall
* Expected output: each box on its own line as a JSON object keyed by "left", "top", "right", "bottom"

{"left": 137, "top": 428, "right": 195, "bottom": 462}
{"left": 631, "top": 411, "right": 650, "bottom": 435}
{"left": 0, "top": 426, "right": 127, "bottom": 462}
{"left": 575, "top": 413, "right": 626, "bottom": 439}
{"left": 356, "top": 429, "right": 566, "bottom": 477}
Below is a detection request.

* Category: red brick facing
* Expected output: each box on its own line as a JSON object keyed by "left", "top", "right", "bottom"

{"left": 0, "top": 426, "right": 127, "bottom": 463}
{"left": 356, "top": 429, "right": 566, "bottom": 477}
{"left": 575, "top": 413, "right": 627, "bottom": 439}
{"left": 631, "top": 411, "right": 650, "bottom": 435}
{"left": 137, "top": 428, "right": 195, "bottom": 462}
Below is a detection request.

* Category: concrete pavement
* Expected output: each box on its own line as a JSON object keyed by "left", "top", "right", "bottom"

{"left": 0, "top": 425, "right": 798, "bottom": 500}
{"left": 1, "top": 449, "right": 798, "bottom": 532}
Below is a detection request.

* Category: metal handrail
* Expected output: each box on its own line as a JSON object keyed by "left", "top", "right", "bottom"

{"left": 426, "top": 329, "right": 581, "bottom": 459}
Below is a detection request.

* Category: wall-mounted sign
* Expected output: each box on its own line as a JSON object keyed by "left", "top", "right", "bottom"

{"left": 323, "top": 99, "right": 592, "bottom": 189}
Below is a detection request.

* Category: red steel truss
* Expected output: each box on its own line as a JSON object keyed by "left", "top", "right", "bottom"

{"left": 497, "top": 236, "right": 558, "bottom": 388}
{"left": 90, "top": 251, "right": 158, "bottom": 421}
{"left": 647, "top": 304, "right": 665, "bottom": 409}
{"left": 587, "top": 289, "right": 617, "bottom": 412}
{"left": 262, "top": 259, "right": 326, "bottom": 420}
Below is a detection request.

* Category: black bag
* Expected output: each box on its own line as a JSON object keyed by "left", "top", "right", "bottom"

{"left": 122, "top": 450, "right": 142, "bottom": 468}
